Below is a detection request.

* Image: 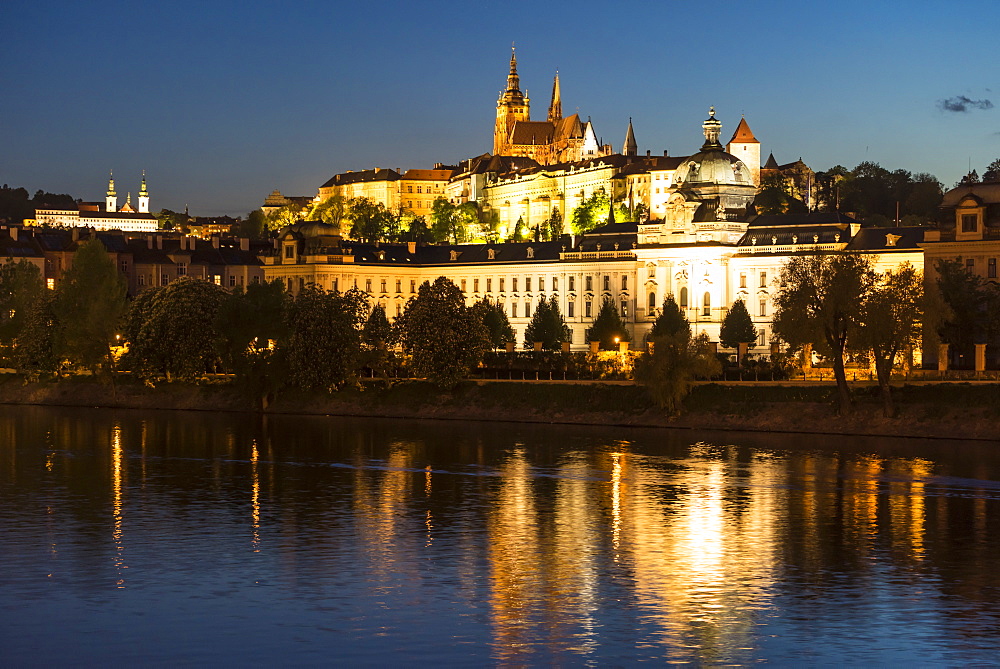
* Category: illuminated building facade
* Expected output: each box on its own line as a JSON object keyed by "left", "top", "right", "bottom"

{"left": 34, "top": 172, "right": 158, "bottom": 233}
{"left": 264, "top": 110, "right": 927, "bottom": 352}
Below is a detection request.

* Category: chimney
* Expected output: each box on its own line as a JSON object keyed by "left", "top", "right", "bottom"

{"left": 646, "top": 150, "right": 651, "bottom": 157}
{"left": 9, "top": 227, "right": 17, "bottom": 241}
{"left": 407, "top": 241, "right": 416, "bottom": 254}
{"left": 72, "top": 228, "right": 80, "bottom": 242}
{"left": 156, "top": 235, "right": 162, "bottom": 250}
{"left": 211, "top": 235, "right": 220, "bottom": 249}
{"left": 147, "top": 234, "right": 153, "bottom": 249}
{"left": 239, "top": 237, "right": 249, "bottom": 252}
{"left": 663, "top": 150, "right": 668, "bottom": 156}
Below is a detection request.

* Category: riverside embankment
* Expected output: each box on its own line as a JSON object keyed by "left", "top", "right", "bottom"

{"left": 1, "top": 375, "right": 998, "bottom": 442}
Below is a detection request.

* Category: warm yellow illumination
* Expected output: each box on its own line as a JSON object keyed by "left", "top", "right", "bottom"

{"left": 251, "top": 440, "right": 260, "bottom": 552}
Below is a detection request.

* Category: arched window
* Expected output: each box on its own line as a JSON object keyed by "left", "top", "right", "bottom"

{"left": 703, "top": 291, "right": 711, "bottom": 317}
{"left": 680, "top": 287, "right": 688, "bottom": 308}
{"left": 648, "top": 292, "right": 656, "bottom": 310}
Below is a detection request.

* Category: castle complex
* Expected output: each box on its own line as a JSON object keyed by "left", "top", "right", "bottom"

{"left": 16, "top": 50, "right": 998, "bottom": 367}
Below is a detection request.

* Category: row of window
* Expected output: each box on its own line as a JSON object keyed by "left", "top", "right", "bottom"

{"left": 406, "top": 184, "right": 442, "bottom": 194}
{"left": 966, "top": 257, "right": 998, "bottom": 278}
{"left": 136, "top": 273, "right": 257, "bottom": 287}
{"left": 738, "top": 271, "right": 769, "bottom": 289}
{"left": 660, "top": 287, "right": 768, "bottom": 318}
{"left": 350, "top": 274, "right": 631, "bottom": 296}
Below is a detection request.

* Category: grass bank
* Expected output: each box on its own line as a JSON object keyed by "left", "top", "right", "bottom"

{"left": 0, "top": 375, "right": 997, "bottom": 442}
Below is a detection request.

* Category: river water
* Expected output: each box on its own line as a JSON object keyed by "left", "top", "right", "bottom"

{"left": 1, "top": 405, "right": 999, "bottom": 666}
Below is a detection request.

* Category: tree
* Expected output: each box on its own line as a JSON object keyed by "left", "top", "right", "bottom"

{"left": 53, "top": 239, "right": 127, "bottom": 381}
{"left": 719, "top": 299, "right": 757, "bottom": 357}
{"left": 754, "top": 172, "right": 807, "bottom": 215}
{"left": 12, "top": 293, "right": 60, "bottom": 378}
{"left": 362, "top": 303, "right": 394, "bottom": 347}
{"left": 771, "top": 254, "right": 876, "bottom": 414}
{"left": 265, "top": 203, "right": 303, "bottom": 232}
{"left": 933, "top": 258, "right": 1000, "bottom": 365}
{"left": 855, "top": 264, "right": 924, "bottom": 417}
{"left": 634, "top": 329, "right": 721, "bottom": 414}
{"left": 308, "top": 195, "right": 347, "bottom": 232}
{"left": 507, "top": 216, "right": 527, "bottom": 242}
{"left": 471, "top": 298, "right": 515, "bottom": 349}
{"left": 522, "top": 296, "right": 570, "bottom": 350}
{"left": 239, "top": 209, "right": 267, "bottom": 239}
{"left": 348, "top": 197, "right": 393, "bottom": 242}
{"left": 0, "top": 259, "right": 45, "bottom": 351}
{"left": 396, "top": 277, "right": 489, "bottom": 387}
{"left": 570, "top": 191, "right": 612, "bottom": 234}
{"left": 283, "top": 285, "right": 369, "bottom": 391}
{"left": 649, "top": 295, "right": 689, "bottom": 339}
{"left": 585, "top": 297, "right": 630, "bottom": 349}
{"left": 983, "top": 158, "right": 1000, "bottom": 183}
{"left": 406, "top": 215, "right": 430, "bottom": 242}
{"left": 122, "top": 277, "right": 227, "bottom": 381}
{"left": 215, "top": 279, "right": 288, "bottom": 374}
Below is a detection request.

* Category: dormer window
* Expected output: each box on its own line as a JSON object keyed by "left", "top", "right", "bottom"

{"left": 284, "top": 244, "right": 295, "bottom": 259}
{"left": 962, "top": 214, "right": 978, "bottom": 232}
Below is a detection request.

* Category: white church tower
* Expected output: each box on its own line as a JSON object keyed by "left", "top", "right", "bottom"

{"left": 138, "top": 171, "right": 150, "bottom": 213}
{"left": 726, "top": 116, "right": 761, "bottom": 186}
{"left": 105, "top": 171, "right": 118, "bottom": 212}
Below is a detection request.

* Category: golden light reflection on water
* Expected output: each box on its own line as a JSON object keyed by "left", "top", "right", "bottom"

{"left": 111, "top": 422, "right": 127, "bottom": 588}
{"left": 251, "top": 440, "right": 261, "bottom": 552}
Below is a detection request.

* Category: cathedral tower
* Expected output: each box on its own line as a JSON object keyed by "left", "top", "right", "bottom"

{"left": 138, "top": 171, "right": 150, "bottom": 213}
{"left": 547, "top": 71, "right": 562, "bottom": 123}
{"left": 494, "top": 47, "right": 530, "bottom": 155}
{"left": 105, "top": 171, "right": 118, "bottom": 212}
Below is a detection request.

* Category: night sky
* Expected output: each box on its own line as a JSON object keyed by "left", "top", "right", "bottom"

{"left": 3, "top": 0, "right": 997, "bottom": 216}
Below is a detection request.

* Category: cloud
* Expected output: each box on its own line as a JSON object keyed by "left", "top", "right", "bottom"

{"left": 938, "top": 95, "right": 994, "bottom": 112}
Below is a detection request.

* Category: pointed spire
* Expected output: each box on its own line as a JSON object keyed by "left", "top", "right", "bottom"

{"left": 139, "top": 169, "right": 148, "bottom": 197}
{"left": 763, "top": 152, "right": 780, "bottom": 170}
{"left": 701, "top": 107, "right": 723, "bottom": 150}
{"left": 547, "top": 70, "right": 562, "bottom": 122}
{"left": 622, "top": 117, "right": 637, "bottom": 156}
{"left": 728, "top": 115, "right": 759, "bottom": 144}
{"left": 506, "top": 45, "right": 520, "bottom": 93}
{"left": 607, "top": 199, "right": 616, "bottom": 227}
{"left": 107, "top": 170, "right": 116, "bottom": 197}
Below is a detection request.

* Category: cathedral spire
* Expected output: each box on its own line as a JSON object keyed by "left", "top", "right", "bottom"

{"left": 547, "top": 70, "right": 562, "bottom": 123}
{"left": 506, "top": 45, "right": 520, "bottom": 93}
{"left": 622, "top": 117, "right": 637, "bottom": 156}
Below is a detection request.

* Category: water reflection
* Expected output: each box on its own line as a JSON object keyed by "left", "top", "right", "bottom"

{"left": 2, "top": 407, "right": 1000, "bottom": 665}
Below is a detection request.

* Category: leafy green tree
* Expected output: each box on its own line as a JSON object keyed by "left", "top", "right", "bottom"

{"left": 0, "top": 259, "right": 45, "bottom": 351}
{"left": 348, "top": 197, "right": 393, "bottom": 242}
{"left": 239, "top": 209, "right": 268, "bottom": 239}
{"left": 585, "top": 297, "right": 630, "bottom": 349}
{"left": 471, "top": 298, "right": 515, "bottom": 349}
{"left": 308, "top": 195, "right": 347, "bottom": 231}
{"left": 396, "top": 277, "right": 489, "bottom": 387}
{"left": 216, "top": 280, "right": 288, "bottom": 373}
{"left": 53, "top": 240, "right": 127, "bottom": 380}
{"left": 635, "top": 330, "right": 721, "bottom": 414}
{"left": 283, "top": 285, "right": 368, "bottom": 391}
{"left": 570, "top": 191, "right": 611, "bottom": 234}
{"left": 523, "top": 296, "right": 571, "bottom": 350}
{"left": 265, "top": 203, "right": 303, "bottom": 232}
{"left": 771, "top": 254, "right": 876, "bottom": 414}
{"left": 649, "top": 295, "right": 689, "bottom": 339}
{"left": 719, "top": 299, "right": 757, "bottom": 355}
{"left": 429, "top": 198, "right": 471, "bottom": 243}
{"left": 507, "top": 216, "right": 527, "bottom": 242}
{"left": 155, "top": 209, "right": 189, "bottom": 230}
{"left": 855, "top": 264, "right": 924, "bottom": 417}
{"left": 362, "top": 303, "right": 394, "bottom": 347}
{"left": 754, "top": 172, "right": 807, "bottom": 215}
{"left": 933, "top": 258, "right": 1000, "bottom": 365}
{"left": 13, "top": 293, "right": 60, "bottom": 378}
{"left": 122, "top": 277, "right": 227, "bottom": 381}
{"left": 406, "top": 215, "right": 431, "bottom": 242}
{"left": 984, "top": 159, "right": 1000, "bottom": 182}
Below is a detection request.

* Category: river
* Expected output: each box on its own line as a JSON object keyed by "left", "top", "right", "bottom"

{"left": 1, "top": 405, "right": 998, "bottom": 665}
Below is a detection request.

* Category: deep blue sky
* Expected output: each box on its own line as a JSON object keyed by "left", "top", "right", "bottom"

{"left": 3, "top": 0, "right": 998, "bottom": 216}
